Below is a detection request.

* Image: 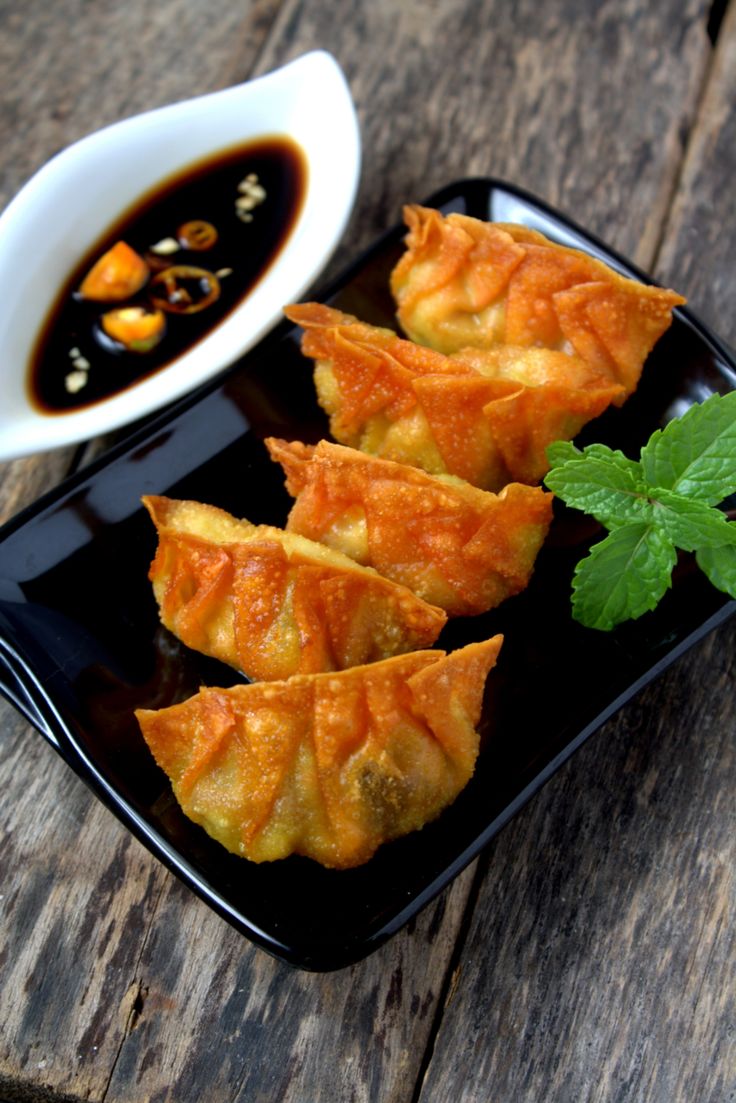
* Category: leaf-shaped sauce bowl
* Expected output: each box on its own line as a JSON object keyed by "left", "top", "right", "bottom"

{"left": 0, "top": 51, "right": 360, "bottom": 462}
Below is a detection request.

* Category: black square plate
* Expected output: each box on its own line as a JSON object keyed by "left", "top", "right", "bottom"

{"left": 1, "top": 179, "right": 734, "bottom": 971}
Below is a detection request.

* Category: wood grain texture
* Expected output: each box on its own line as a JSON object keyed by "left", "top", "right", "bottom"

{"left": 656, "top": 0, "right": 736, "bottom": 331}
{"left": 416, "top": 628, "right": 735, "bottom": 1103}
{"left": 0, "top": 710, "right": 170, "bottom": 1101}
{"left": 97, "top": 869, "right": 476, "bottom": 1103}
{"left": 416, "top": 11, "right": 736, "bottom": 1101}
{"left": 0, "top": 723, "right": 476, "bottom": 1102}
{"left": 255, "top": 0, "right": 711, "bottom": 271}
{"left": 0, "top": 1, "right": 733, "bottom": 1101}
{"left": 0, "top": 0, "right": 281, "bottom": 211}
{"left": 0, "top": 453, "right": 78, "bottom": 526}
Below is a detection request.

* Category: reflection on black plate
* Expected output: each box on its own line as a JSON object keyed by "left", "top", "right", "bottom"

{"left": 0, "top": 179, "right": 734, "bottom": 971}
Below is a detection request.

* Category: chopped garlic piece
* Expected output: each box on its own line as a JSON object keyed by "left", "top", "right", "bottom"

{"left": 247, "top": 183, "right": 266, "bottom": 202}
{"left": 235, "top": 174, "right": 267, "bottom": 223}
{"left": 238, "top": 173, "right": 259, "bottom": 191}
{"left": 150, "top": 237, "right": 180, "bottom": 256}
{"left": 65, "top": 370, "right": 88, "bottom": 393}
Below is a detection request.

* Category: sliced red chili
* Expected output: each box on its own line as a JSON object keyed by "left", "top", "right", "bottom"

{"left": 148, "top": 266, "right": 221, "bottom": 314}
{"left": 177, "top": 220, "right": 218, "bottom": 251}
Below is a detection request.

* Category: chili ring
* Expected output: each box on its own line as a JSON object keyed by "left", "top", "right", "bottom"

{"left": 149, "top": 266, "right": 221, "bottom": 314}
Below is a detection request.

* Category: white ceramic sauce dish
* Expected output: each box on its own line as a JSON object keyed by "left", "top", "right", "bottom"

{"left": 0, "top": 51, "right": 361, "bottom": 462}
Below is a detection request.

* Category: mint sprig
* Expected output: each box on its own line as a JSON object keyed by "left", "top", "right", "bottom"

{"left": 544, "top": 391, "right": 736, "bottom": 630}
{"left": 641, "top": 393, "right": 736, "bottom": 503}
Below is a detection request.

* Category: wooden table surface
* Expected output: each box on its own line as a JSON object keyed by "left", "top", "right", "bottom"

{"left": 1, "top": 2, "right": 734, "bottom": 1100}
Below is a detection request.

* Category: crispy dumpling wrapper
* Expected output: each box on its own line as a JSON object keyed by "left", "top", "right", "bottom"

{"left": 143, "top": 495, "right": 446, "bottom": 681}
{"left": 390, "top": 205, "right": 685, "bottom": 400}
{"left": 266, "top": 437, "right": 553, "bottom": 616}
{"left": 284, "top": 301, "right": 623, "bottom": 488}
{"left": 136, "top": 636, "right": 503, "bottom": 868}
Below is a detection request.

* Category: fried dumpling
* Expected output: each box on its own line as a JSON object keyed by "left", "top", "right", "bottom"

{"left": 143, "top": 495, "right": 446, "bottom": 681}
{"left": 266, "top": 437, "right": 553, "bottom": 616}
{"left": 284, "top": 301, "right": 623, "bottom": 489}
{"left": 135, "top": 636, "right": 503, "bottom": 868}
{"left": 390, "top": 205, "right": 685, "bottom": 400}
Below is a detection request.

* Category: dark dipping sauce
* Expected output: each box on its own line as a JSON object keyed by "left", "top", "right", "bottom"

{"left": 29, "top": 135, "right": 307, "bottom": 413}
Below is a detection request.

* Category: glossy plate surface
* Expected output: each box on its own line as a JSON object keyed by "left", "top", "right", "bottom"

{"left": 0, "top": 179, "right": 734, "bottom": 971}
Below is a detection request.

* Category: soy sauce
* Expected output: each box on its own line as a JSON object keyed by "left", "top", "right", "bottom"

{"left": 29, "top": 135, "right": 307, "bottom": 413}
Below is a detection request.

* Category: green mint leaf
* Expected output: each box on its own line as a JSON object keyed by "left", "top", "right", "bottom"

{"left": 651, "top": 489, "right": 736, "bottom": 552}
{"left": 546, "top": 440, "right": 582, "bottom": 468}
{"left": 578, "top": 443, "right": 640, "bottom": 467}
{"left": 640, "top": 391, "right": 736, "bottom": 504}
{"left": 544, "top": 454, "right": 650, "bottom": 528}
{"left": 571, "top": 523, "right": 677, "bottom": 630}
{"left": 695, "top": 544, "right": 736, "bottom": 599}
{"left": 546, "top": 441, "right": 638, "bottom": 470}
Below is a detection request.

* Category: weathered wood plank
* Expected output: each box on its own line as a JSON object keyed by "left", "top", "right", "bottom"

{"left": 96, "top": 868, "right": 476, "bottom": 1103}
{"left": 0, "top": 731, "right": 476, "bottom": 1102}
{"left": 0, "top": 0, "right": 728, "bottom": 1101}
{"left": 0, "top": 0, "right": 283, "bottom": 212}
{"left": 254, "top": 0, "right": 711, "bottom": 273}
{"left": 656, "top": 0, "right": 736, "bottom": 330}
{"left": 0, "top": 2, "right": 283, "bottom": 1100}
{"left": 415, "top": 10, "right": 736, "bottom": 1101}
{"left": 416, "top": 629, "right": 735, "bottom": 1103}
{"left": 0, "top": 710, "right": 171, "bottom": 1101}
{"left": 0, "top": 454, "right": 78, "bottom": 526}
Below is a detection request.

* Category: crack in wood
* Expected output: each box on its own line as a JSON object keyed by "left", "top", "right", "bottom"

{"left": 408, "top": 858, "right": 488, "bottom": 1103}
{"left": 650, "top": 26, "right": 720, "bottom": 275}
{"left": 98, "top": 872, "right": 168, "bottom": 1102}
{"left": 707, "top": 0, "right": 731, "bottom": 42}
{"left": 120, "top": 979, "right": 150, "bottom": 1035}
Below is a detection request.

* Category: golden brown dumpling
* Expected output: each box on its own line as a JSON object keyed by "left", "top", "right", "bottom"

{"left": 284, "top": 302, "right": 623, "bottom": 489}
{"left": 135, "top": 636, "right": 503, "bottom": 868}
{"left": 390, "top": 205, "right": 685, "bottom": 400}
{"left": 143, "top": 495, "right": 446, "bottom": 681}
{"left": 266, "top": 437, "right": 553, "bottom": 616}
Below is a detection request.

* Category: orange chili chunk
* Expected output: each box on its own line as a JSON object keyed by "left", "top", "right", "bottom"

{"left": 79, "top": 241, "right": 149, "bottom": 302}
{"left": 100, "top": 306, "right": 166, "bottom": 352}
